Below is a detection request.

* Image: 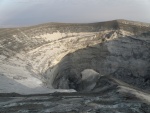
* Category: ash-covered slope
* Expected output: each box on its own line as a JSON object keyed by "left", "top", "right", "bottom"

{"left": 42, "top": 20, "right": 150, "bottom": 91}
{"left": 0, "top": 19, "right": 150, "bottom": 94}
{"left": 51, "top": 30, "right": 150, "bottom": 91}
{"left": 0, "top": 19, "right": 150, "bottom": 113}
{"left": 0, "top": 76, "right": 150, "bottom": 113}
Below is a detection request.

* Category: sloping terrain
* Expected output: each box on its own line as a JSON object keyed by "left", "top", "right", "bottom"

{"left": 0, "top": 19, "right": 150, "bottom": 112}
{"left": 0, "top": 76, "right": 150, "bottom": 113}
{"left": 50, "top": 32, "right": 150, "bottom": 91}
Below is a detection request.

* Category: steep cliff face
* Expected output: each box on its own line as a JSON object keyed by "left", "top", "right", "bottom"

{"left": 48, "top": 30, "right": 150, "bottom": 91}
{"left": 1, "top": 19, "right": 150, "bottom": 112}
{"left": 0, "top": 20, "right": 150, "bottom": 94}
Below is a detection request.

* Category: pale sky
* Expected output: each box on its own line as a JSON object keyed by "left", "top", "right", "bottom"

{"left": 0, "top": 0, "right": 150, "bottom": 27}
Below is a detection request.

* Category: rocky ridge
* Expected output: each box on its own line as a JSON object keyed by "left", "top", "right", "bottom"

{"left": 0, "top": 19, "right": 150, "bottom": 93}
{"left": 0, "top": 19, "right": 150, "bottom": 112}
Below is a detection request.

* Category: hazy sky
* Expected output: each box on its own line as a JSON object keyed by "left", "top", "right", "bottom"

{"left": 0, "top": 0, "right": 150, "bottom": 27}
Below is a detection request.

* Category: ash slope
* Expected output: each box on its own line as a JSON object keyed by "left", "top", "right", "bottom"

{"left": 0, "top": 76, "right": 150, "bottom": 113}
{"left": 0, "top": 19, "right": 150, "bottom": 94}
{"left": 0, "top": 19, "right": 150, "bottom": 112}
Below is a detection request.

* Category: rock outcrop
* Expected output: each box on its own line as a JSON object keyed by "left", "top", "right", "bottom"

{"left": 0, "top": 19, "right": 150, "bottom": 113}
{"left": 0, "top": 19, "right": 150, "bottom": 94}
{"left": 48, "top": 30, "right": 150, "bottom": 91}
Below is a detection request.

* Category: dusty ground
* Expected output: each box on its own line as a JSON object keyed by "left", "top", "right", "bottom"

{"left": 0, "top": 20, "right": 150, "bottom": 113}
{"left": 0, "top": 92, "right": 149, "bottom": 113}
{"left": 0, "top": 77, "right": 150, "bottom": 113}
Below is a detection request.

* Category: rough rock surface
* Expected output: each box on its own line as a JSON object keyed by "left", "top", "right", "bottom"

{"left": 0, "top": 19, "right": 150, "bottom": 112}
{"left": 51, "top": 29, "right": 150, "bottom": 91}
{"left": 80, "top": 69, "right": 101, "bottom": 91}
{"left": 0, "top": 76, "right": 150, "bottom": 113}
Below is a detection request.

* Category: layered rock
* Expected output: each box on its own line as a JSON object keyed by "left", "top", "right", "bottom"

{"left": 49, "top": 30, "right": 150, "bottom": 91}
{"left": 0, "top": 20, "right": 150, "bottom": 94}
